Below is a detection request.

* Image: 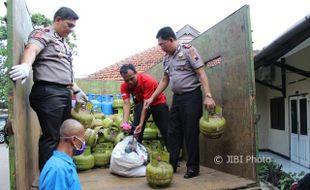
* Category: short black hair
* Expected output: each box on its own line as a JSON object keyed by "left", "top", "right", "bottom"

{"left": 120, "top": 64, "right": 137, "bottom": 75}
{"left": 156, "top": 26, "right": 176, "bottom": 40}
{"left": 53, "top": 7, "right": 79, "bottom": 22}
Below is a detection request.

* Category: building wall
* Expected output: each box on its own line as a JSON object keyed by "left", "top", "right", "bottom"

{"left": 75, "top": 79, "right": 122, "bottom": 95}
{"left": 178, "top": 34, "right": 196, "bottom": 44}
{"left": 256, "top": 83, "right": 269, "bottom": 149}
{"left": 257, "top": 44, "right": 310, "bottom": 157}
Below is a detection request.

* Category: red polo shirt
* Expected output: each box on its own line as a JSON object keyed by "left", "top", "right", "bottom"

{"left": 120, "top": 73, "right": 166, "bottom": 105}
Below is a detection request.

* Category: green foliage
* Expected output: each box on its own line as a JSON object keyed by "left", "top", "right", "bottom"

{"left": 0, "top": 16, "right": 7, "bottom": 40}
{"left": 278, "top": 171, "right": 305, "bottom": 190}
{"left": 31, "top": 13, "right": 52, "bottom": 28}
{"left": 0, "top": 16, "right": 8, "bottom": 108}
{"left": 0, "top": 60, "right": 9, "bottom": 108}
{"left": 65, "top": 32, "right": 78, "bottom": 55}
{"left": 257, "top": 159, "right": 306, "bottom": 189}
{"left": 258, "top": 159, "right": 284, "bottom": 187}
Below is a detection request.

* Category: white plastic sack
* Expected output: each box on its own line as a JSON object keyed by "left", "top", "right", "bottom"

{"left": 110, "top": 136, "right": 148, "bottom": 177}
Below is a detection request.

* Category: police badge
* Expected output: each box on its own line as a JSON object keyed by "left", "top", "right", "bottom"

{"left": 58, "top": 52, "right": 64, "bottom": 59}
{"left": 178, "top": 52, "right": 183, "bottom": 58}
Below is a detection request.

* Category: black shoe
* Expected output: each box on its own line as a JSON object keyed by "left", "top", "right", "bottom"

{"left": 172, "top": 165, "right": 177, "bottom": 173}
{"left": 184, "top": 169, "right": 199, "bottom": 179}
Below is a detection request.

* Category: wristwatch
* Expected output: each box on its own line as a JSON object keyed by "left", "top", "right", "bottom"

{"left": 206, "top": 92, "right": 212, "bottom": 98}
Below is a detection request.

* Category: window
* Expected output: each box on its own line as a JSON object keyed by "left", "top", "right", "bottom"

{"left": 270, "top": 97, "right": 285, "bottom": 130}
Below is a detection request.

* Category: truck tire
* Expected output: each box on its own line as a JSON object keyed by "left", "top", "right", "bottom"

{"left": 0, "top": 132, "right": 5, "bottom": 144}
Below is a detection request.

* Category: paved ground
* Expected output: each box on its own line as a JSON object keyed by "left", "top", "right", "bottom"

{"left": 0, "top": 143, "right": 10, "bottom": 190}
{"left": 79, "top": 162, "right": 257, "bottom": 190}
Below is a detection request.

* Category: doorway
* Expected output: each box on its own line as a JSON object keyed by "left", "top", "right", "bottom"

{"left": 290, "top": 94, "right": 309, "bottom": 167}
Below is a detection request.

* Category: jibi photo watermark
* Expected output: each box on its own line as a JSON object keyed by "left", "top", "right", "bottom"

{"left": 214, "top": 155, "right": 272, "bottom": 165}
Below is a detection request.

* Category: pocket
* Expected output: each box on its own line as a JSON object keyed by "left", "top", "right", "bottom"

{"left": 53, "top": 44, "right": 62, "bottom": 52}
{"left": 29, "top": 85, "right": 46, "bottom": 109}
{"left": 174, "top": 59, "right": 191, "bottom": 71}
{"left": 30, "top": 84, "right": 46, "bottom": 98}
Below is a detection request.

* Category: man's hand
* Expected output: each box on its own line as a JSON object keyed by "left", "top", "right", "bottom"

{"left": 133, "top": 125, "right": 142, "bottom": 136}
{"left": 144, "top": 97, "right": 154, "bottom": 109}
{"left": 120, "top": 122, "right": 132, "bottom": 132}
{"left": 75, "top": 90, "right": 88, "bottom": 103}
{"left": 204, "top": 97, "right": 216, "bottom": 111}
{"left": 9, "top": 64, "right": 31, "bottom": 84}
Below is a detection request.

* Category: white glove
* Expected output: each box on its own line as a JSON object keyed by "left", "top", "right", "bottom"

{"left": 9, "top": 64, "right": 31, "bottom": 84}
{"left": 75, "top": 90, "right": 88, "bottom": 103}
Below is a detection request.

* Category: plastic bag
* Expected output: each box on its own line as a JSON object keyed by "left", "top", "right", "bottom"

{"left": 110, "top": 136, "right": 148, "bottom": 177}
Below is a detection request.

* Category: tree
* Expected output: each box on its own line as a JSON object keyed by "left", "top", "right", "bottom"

{"left": 31, "top": 13, "right": 52, "bottom": 28}
{"left": 0, "top": 16, "right": 8, "bottom": 108}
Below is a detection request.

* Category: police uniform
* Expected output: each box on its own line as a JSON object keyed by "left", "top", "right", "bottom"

{"left": 163, "top": 44, "right": 203, "bottom": 173}
{"left": 28, "top": 26, "right": 74, "bottom": 171}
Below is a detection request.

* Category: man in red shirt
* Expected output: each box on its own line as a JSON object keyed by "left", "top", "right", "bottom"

{"left": 119, "top": 64, "right": 169, "bottom": 144}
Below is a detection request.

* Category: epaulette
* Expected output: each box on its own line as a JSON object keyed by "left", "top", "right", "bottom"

{"left": 32, "top": 27, "right": 50, "bottom": 38}
{"left": 182, "top": 43, "right": 192, "bottom": 49}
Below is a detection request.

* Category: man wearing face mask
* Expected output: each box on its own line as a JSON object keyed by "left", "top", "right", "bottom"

{"left": 9, "top": 7, "right": 88, "bottom": 171}
{"left": 40, "top": 119, "right": 85, "bottom": 190}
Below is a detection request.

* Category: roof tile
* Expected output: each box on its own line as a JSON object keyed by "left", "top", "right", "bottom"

{"left": 87, "top": 46, "right": 165, "bottom": 81}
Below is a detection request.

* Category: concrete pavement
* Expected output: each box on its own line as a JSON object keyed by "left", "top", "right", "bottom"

{"left": 0, "top": 143, "right": 10, "bottom": 190}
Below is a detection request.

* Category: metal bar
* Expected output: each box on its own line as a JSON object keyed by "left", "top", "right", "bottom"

{"left": 281, "top": 59, "right": 286, "bottom": 98}
{"left": 273, "top": 61, "right": 310, "bottom": 78}
{"left": 255, "top": 79, "right": 283, "bottom": 92}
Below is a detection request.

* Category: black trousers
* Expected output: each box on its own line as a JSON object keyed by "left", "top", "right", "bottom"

{"left": 29, "top": 82, "right": 72, "bottom": 171}
{"left": 298, "top": 173, "right": 310, "bottom": 189}
{"left": 133, "top": 103, "right": 169, "bottom": 145}
{"left": 168, "top": 87, "right": 202, "bottom": 172}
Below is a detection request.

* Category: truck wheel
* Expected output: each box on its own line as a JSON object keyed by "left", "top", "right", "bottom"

{"left": 0, "top": 132, "right": 5, "bottom": 144}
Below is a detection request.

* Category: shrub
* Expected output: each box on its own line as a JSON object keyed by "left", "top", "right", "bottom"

{"left": 257, "top": 159, "right": 305, "bottom": 189}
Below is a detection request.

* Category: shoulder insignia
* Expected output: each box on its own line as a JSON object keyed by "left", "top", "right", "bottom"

{"left": 182, "top": 43, "right": 192, "bottom": 49}
{"left": 33, "top": 31, "right": 44, "bottom": 38}
{"left": 32, "top": 28, "right": 49, "bottom": 38}
{"left": 189, "top": 48, "right": 199, "bottom": 61}
{"left": 178, "top": 51, "right": 184, "bottom": 58}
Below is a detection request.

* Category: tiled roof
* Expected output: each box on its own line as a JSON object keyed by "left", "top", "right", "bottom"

{"left": 87, "top": 46, "right": 165, "bottom": 81}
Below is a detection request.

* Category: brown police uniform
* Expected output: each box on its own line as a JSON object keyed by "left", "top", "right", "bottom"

{"left": 163, "top": 44, "right": 204, "bottom": 173}
{"left": 28, "top": 26, "right": 74, "bottom": 171}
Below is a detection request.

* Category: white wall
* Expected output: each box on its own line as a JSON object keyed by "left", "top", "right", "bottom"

{"left": 178, "top": 34, "right": 196, "bottom": 44}
{"left": 256, "top": 83, "right": 269, "bottom": 149}
{"left": 257, "top": 42, "right": 310, "bottom": 157}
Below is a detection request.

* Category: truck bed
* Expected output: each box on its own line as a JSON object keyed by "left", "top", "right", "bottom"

{"left": 79, "top": 162, "right": 257, "bottom": 190}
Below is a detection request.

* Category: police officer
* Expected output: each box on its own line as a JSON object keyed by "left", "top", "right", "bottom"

{"left": 144, "top": 26, "right": 216, "bottom": 179}
{"left": 9, "top": 7, "right": 87, "bottom": 171}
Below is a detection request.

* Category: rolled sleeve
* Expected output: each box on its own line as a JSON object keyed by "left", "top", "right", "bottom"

{"left": 120, "top": 83, "right": 130, "bottom": 100}
{"left": 186, "top": 47, "right": 204, "bottom": 70}
{"left": 28, "top": 29, "right": 51, "bottom": 51}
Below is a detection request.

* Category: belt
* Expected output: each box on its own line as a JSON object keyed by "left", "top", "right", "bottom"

{"left": 174, "top": 87, "right": 201, "bottom": 96}
{"left": 34, "top": 81, "right": 73, "bottom": 89}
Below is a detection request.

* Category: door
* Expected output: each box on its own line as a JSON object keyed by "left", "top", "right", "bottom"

{"left": 290, "top": 95, "right": 310, "bottom": 167}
